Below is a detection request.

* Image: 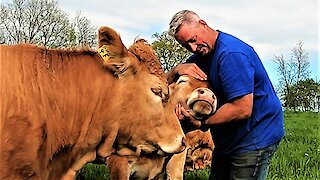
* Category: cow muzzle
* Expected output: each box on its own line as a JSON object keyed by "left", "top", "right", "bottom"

{"left": 187, "top": 88, "right": 217, "bottom": 121}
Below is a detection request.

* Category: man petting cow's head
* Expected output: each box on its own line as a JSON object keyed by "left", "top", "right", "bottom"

{"left": 105, "top": 39, "right": 217, "bottom": 180}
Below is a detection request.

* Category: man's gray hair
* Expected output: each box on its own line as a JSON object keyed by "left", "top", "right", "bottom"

{"left": 168, "top": 10, "right": 201, "bottom": 37}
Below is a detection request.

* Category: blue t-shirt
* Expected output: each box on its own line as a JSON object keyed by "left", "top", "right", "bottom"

{"left": 187, "top": 31, "right": 284, "bottom": 156}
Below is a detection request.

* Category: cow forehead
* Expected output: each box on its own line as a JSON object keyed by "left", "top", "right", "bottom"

{"left": 176, "top": 75, "right": 190, "bottom": 84}
{"left": 176, "top": 75, "right": 207, "bottom": 87}
{"left": 128, "top": 39, "right": 167, "bottom": 83}
{"left": 170, "top": 75, "right": 210, "bottom": 96}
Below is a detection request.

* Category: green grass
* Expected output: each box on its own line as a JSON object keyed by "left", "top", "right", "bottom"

{"left": 267, "top": 111, "right": 320, "bottom": 180}
{"left": 77, "top": 163, "right": 110, "bottom": 180}
{"left": 78, "top": 111, "right": 320, "bottom": 180}
{"left": 184, "top": 168, "right": 211, "bottom": 180}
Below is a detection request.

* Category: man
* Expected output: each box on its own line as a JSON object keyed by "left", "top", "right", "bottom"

{"left": 167, "top": 10, "right": 284, "bottom": 180}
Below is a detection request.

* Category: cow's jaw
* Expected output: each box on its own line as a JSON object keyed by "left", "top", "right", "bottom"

{"left": 157, "top": 134, "right": 186, "bottom": 154}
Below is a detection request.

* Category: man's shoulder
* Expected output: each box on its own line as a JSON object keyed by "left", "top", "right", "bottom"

{"left": 217, "top": 31, "right": 252, "bottom": 52}
{"left": 217, "top": 30, "right": 240, "bottom": 41}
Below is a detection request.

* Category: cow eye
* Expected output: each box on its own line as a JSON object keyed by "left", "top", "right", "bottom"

{"left": 151, "top": 87, "right": 162, "bottom": 98}
{"left": 177, "top": 80, "right": 187, "bottom": 84}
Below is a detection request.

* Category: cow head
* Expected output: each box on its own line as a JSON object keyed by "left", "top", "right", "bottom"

{"left": 98, "top": 26, "right": 186, "bottom": 155}
{"left": 169, "top": 75, "right": 217, "bottom": 121}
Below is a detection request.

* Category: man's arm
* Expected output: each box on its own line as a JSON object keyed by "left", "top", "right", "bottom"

{"left": 204, "top": 93, "right": 253, "bottom": 125}
{"left": 178, "top": 93, "right": 253, "bottom": 129}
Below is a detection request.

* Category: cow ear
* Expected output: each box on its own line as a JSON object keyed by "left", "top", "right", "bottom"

{"left": 98, "top": 26, "right": 134, "bottom": 77}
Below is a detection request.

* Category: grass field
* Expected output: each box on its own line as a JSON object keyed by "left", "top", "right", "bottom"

{"left": 77, "top": 111, "right": 320, "bottom": 180}
{"left": 267, "top": 111, "right": 320, "bottom": 180}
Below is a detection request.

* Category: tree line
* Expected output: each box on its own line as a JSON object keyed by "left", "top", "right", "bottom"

{"left": 1, "top": 0, "right": 319, "bottom": 112}
{"left": 0, "top": 0, "right": 97, "bottom": 48}
{"left": 273, "top": 41, "right": 319, "bottom": 112}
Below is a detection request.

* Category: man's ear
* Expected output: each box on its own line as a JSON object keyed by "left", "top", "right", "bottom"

{"left": 199, "top": 19, "right": 208, "bottom": 29}
{"left": 199, "top": 19, "right": 207, "bottom": 25}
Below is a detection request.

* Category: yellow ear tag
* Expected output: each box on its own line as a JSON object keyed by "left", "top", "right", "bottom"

{"left": 98, "top": 45, "right": 111, "bottom": 61}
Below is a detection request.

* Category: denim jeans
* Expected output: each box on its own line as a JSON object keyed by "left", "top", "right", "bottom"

{"left": 210, "top": 142, "right": 279, "bottom": 180}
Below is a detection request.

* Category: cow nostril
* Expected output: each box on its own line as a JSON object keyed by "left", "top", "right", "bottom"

{"left": 199, "top": 89, "right": 205, "bottom": 94}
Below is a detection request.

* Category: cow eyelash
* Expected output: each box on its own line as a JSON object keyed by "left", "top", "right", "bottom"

{"left": 177, "top": 80, "right": 187, "bottom": 84}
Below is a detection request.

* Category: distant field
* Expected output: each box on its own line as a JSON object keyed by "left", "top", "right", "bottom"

{"left": 77, "top": 111, "right": 320, "bottom": 180}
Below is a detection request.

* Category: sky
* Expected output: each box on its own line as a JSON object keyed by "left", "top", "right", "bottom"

{"left": 1, "top": 0, "right": 319, "bottom": 85}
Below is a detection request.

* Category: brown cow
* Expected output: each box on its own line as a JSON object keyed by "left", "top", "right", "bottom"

{"left": 184, "top": 129, "right": 214, "bottom": 172}
{"left": 106, "top": 71, "right": 217, "bottom": 179}
{"left": 0, "top": 26, "right": 186, "bottom": 180}
{"left": 165, "top": 75, "right": 216, "bottom": 180}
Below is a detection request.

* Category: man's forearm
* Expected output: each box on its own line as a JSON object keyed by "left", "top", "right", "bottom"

{"left": 204, "top": 103, "right": 239, "bottom": 125}
{"left": 204, "top": 94, "right": 253, "bottom": 125}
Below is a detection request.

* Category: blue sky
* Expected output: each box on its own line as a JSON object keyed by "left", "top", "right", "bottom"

{"left": 2, "top": 0, "right": 319, "bottom": 85}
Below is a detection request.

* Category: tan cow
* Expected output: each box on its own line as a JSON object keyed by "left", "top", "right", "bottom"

{"left": 106, "top": 53, "right": 217, "bottom": 180}
{"left": 0, "top": 26, "right": 186, "bottom": 180}
{"left": 183, "top": 129, "right": 214, "bottom": 172}
{"left": 166, "top": 75, "right": 216, "bottom": 180}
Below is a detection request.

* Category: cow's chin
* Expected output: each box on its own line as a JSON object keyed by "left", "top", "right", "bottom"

{"left": 157, "top": 134, "right": 186, "bottom": 155}
{"left": 188, "top": 99, "right": 217, "bottom": 121}
{"left": 135, "top": 135, "right": 186, "bottom": 156}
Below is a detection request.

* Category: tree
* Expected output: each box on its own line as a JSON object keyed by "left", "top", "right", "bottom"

{"left": 70, "top": 11, "right": 97, "bottom": 48}
{"left": 151, "top": 31, "right": 191, "bottom": 72}
{"left": 273, "top": 41, "right": 312, "bottom": 111}
{"left": 0, "top": 0, "right": 97, "bottom": 48}
{"left": 289, "top": 79, "right": 320, "bottom": 112}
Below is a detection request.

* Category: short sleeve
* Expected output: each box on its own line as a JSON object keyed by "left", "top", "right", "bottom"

{"left": 219, "top": 52, "right": 254, "bottom": 101}
{"left": 185, "top": 54, "right": 197, "bottom": 63}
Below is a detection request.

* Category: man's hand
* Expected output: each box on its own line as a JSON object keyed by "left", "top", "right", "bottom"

{"left": 175, "top": 103, "right": 201, "bottom": 128}
{"left": 175, "top": 63, "right": 207, "bottom": 81}
{"left": 166, "top": 63, "right": 207, "bottom": 84}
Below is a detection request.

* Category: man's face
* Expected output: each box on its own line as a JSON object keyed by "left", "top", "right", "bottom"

{"left": 175, "top": 22, "right": 212, "bottom": 56}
